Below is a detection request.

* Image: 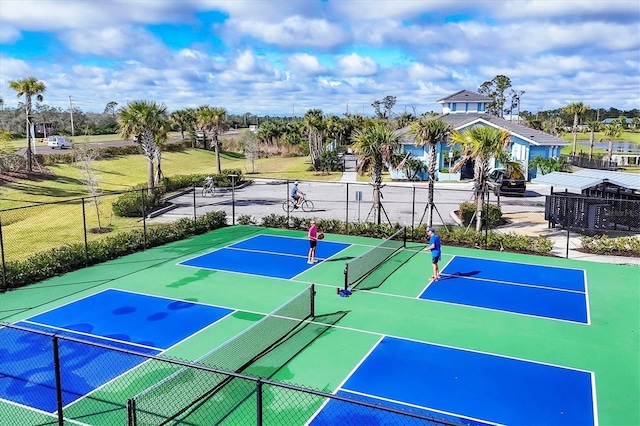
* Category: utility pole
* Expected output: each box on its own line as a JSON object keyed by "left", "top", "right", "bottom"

{"left": 69, "top": 96, "right": 75, "bottom": 136}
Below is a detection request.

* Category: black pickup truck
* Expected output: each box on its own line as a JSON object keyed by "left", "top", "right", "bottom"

{"left": 488, "top": 168, "right": 526, "bottom": 195}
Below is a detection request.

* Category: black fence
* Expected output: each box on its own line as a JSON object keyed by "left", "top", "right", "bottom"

{"left": 562, "top": 154, "right": 619, "bottom": 170}
{"left": 546, "top": 193, "right": 640, "bottom": 236}
{"left": 0, "top": 322, "right": 468, "bottom": 426}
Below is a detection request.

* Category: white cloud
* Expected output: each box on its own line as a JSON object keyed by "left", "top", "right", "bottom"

{"left": 336, "top": 53, "right": 378, "bottom": 76}
{"left": 286, "top": 53, "right": 327, "bottom": 75}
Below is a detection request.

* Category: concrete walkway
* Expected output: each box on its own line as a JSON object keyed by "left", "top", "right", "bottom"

{"left": 500, "top": 212, "right": 640, "bottom": 266}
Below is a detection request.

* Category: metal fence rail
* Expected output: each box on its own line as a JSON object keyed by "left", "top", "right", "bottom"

{"left": 0, "top": 321, "right": 468, "bottom": 426}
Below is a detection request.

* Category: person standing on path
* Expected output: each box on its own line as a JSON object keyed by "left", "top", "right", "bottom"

{"left": 425, "top": 227, "right": 441, "bottom": 281}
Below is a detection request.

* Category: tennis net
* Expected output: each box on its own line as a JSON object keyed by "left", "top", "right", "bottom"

{"left": 344, "top": 227, "right": 406, "bottom": 291}
{"left": 129, "top": 284, "right": 315, "bottom": 426}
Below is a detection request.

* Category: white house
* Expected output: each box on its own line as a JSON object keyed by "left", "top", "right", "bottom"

{"left": 392, "top": 90, "right": 569, "bottom": 181}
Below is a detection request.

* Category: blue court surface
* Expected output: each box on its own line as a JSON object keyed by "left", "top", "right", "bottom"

{"left": 0, "top": 289, "right": 233, "bottom": 412}
{"left": 420, "top": 256, "right": 589, "bottom": 323}
{"left": 180, "top": 234, "right": 351, "bottom": 279}
{"left": 311, "top": 336, "right": 596, "bottom": 425}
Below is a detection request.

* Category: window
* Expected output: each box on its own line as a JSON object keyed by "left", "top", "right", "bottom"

{"left": 451, "top": 103, "right": 457, "bottom": 112}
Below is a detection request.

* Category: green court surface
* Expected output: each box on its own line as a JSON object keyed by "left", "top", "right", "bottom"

{"left": 0, "top": 225, "right": 638, "bottom": 425}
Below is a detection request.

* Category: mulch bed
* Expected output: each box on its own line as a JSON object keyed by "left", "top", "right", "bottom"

{"left": 0, "top": 169, "right": 56, "bottom": 185}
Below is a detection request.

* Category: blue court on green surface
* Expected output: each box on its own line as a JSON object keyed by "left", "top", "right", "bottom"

{"left": 0, "top": 227, "right": 637, "bottom": 426}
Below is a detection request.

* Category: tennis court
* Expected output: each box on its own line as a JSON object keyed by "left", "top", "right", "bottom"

{"left": 0, "top": 225, "right": 637, "bottom": 425}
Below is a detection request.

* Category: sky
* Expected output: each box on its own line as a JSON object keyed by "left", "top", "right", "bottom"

{"left": 0, "top": 0, "right": 639, "bottom": 117}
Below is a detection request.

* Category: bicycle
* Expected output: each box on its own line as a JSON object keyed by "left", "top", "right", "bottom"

{"left": 202, "top": 180, "right": 216, "bottom": 197}
{"left": 283, "top": 194, "right": 314, "bottom": 212}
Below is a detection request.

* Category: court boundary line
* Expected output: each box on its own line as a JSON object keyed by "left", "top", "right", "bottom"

{"left": 59, "top": 302, "right": 237, "bottom": 412}
{"left": 442, "top": 255, "right": 587, "bottom": 292}
{"left": 307, "top": 330, "right": 598, "bottom": 426}
{"left": 415, "top": 254, "right": 590, "bottom": 325}
{"left": 340, "top": 388, "right": 503, "bottom": 426}
{"left": 175, "top": 230, "right": 269, "bottom": 267}
{"left": 447, "top": 253, "right": 588, "bottom": 272}
{"left": 0, "top": 397, "right": 91, "bottom": 426}
{"left": 19, "top": 320, "right": 165, "bottom": 352}
{"left": 1, "top": 288, "right": 238, "bottom": 414}
{"left": 432, "top": 273, "right": 586, "bottom": 294}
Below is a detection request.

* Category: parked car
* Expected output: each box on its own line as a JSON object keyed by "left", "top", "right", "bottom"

{"left": 46, "top": 136, "right": 72, "bottom": 149}
{"left": 488, "top": 168, "right": 526, "bottom": 196}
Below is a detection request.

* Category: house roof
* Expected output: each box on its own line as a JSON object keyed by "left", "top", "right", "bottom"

{"left": 532, "top": 169, "right": 640, "bottom": 192}
{"left": 437, "top": 90, "right": 492, "bottom": 103}
{"left": 602, "top": 118, "right": 633, "bottom": 124}
{"left": 439, "top": 113, "right": 569, "bottom": 147}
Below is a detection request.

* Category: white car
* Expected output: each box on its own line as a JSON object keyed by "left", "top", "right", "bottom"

{"left": 47, "top": 136, "right": 72, "bottom": 149}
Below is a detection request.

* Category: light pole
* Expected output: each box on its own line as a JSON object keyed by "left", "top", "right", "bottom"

{"left": 448, "top": 150, "right": 454, "bottom": 182}
{"left": 68, "top": 96, "right": 75, "bottom": 136}
{"left": 229, "top": 174, "right": 238, "bottom": 225}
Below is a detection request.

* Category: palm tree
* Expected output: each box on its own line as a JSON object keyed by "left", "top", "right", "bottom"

{"left": 411, "top": 117, "right": 452, "bottom": 227}
{"left": 303, "top": 109, "right": 325, "bottom": 169}
{"left": 118, "top": 100, "right": 169, "bottom": 192}
{"left": 585, "top": 120, "right": 601, "bottom": 160}
{"left": 8, "top": 77, "right": 46, "bottom": 171}
{"left": 450, "top": 126, "right": 511, "bottom": 232}
{"left": 351, "top": 120, "right": 401, "bottom": 224}
{"left": 563, "top": 102, "right": 590, "bottom": 157}
{"left": 169, "top": 109, "right": 196, "bottom": 141}
{"left": 600, "top": 121, "right": 623, "bottom": 161}
{"left": 197, "top": 106, "right": 228, "bottom": 173}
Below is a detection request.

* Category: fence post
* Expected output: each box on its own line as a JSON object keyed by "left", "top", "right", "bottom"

{"left": 286, "top": 180, "right": 290, "bottom": 228}
{"left": 411, "top": 187, "right": 416, "bottom": 240}
{"left": 53, "top": 336, "right": 64, "bottom": 426}
{"left": 192, "top": 183, "right": 197, "bottom": 230}
{"left": 127, "top": 398, "right": 137, "bottom": 426}
{"left": 82, "top": 197, "right": 89, "bottom": 266}
{"left": 564, "top": 190, "right": 569, "bottom": 259}
{"left": 256, "top": 379, "right": 263, "bottom": 426}
{"left": 345, "top": 183, "right": 349, "bottom": 235}
{"left": 141, "top": 189, "right": 147, "bottom": 249}
{"left": 0, "top": 216, "right": 6, "bottom": 292}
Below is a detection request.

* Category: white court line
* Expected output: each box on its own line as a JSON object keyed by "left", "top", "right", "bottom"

{"left": 339, "top": 389, "right": 503, "bottom": 426}
{"left": 0, "top": 397, "right": 90, "bottom": 425}
{"left": 19, "top": 320, "right": 164, "bottom": 352}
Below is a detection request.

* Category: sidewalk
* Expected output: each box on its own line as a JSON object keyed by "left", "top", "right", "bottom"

{"left": 500, "top": 212, "right": 640, "bottom": 266}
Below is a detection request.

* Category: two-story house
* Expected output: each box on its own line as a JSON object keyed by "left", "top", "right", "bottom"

{"left": 392, "top": 90, "right": 569, "bottom": 180}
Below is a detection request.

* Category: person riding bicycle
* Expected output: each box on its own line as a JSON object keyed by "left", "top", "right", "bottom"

{"left": 204, "top": 175, "right": 215, "bottom": 191}
{"left": 290, "top": 181, "right": 305, "bottom": 209}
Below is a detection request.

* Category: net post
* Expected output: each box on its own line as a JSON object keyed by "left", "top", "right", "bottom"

{"left": 310, "top": 284, "right": 315, "bottom": 317}
{"left": 403, "top": 226, "right": 407, "bottom": 248}
{"left": 343, "top": 265, "right": 349, "bottom": 291}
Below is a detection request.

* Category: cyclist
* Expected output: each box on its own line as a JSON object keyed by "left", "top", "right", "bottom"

{"left": 290, "top": 181, "right": 305, "bottom": 209}
{"left": 204, "top": 175, "right": 215, "bottom": 192}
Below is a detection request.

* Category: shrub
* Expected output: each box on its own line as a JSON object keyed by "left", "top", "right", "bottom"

{"left": 458, "top": 202, "right": 502, "bottom": 227}
{"left": 581, "top": 235, "right": 640, "bottom": 255}
{"left": 112, "top": 186, "right": 167, "bottom": 217}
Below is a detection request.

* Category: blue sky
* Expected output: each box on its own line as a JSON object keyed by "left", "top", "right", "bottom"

{"left": 0, "top": 0, "right": 638, "bottom": 116}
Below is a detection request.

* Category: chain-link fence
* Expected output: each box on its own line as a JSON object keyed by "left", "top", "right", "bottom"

{"left": 0, "top": 321, "right": 469, "bottom": 426}
{"left": 2, "top": 179, "right": 638, "bottom": 290}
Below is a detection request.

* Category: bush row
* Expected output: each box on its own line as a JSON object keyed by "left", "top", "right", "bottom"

{"left": 33, "top": 141, "right": 192, "bottom": 165}
{"left": 459, "top": 202, "right": 503, "bottom": 227}
{"left": 581, "top": 235, "right": 640, "bottom": 256}
{"left": 1, "top": 211, "right": 227, "bottom": 290}
{"left": 238, "top": 214, "right": 553, "bottom": 254}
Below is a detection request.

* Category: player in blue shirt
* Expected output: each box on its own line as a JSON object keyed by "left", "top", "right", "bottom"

{"left": 426, "top": 227, "right": 441, "bottom": 281}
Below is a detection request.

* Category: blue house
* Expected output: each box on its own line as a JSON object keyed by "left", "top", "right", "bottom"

{"left": 392, "top": 90, "right": 569, "bottom": 180}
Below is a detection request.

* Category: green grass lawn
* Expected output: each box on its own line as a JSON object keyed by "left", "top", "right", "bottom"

{"left": 561, "top": 131, "right": 640, "bottom": 144}
{"left": 0, "top": 148, "right": 342, "bottom": 261}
